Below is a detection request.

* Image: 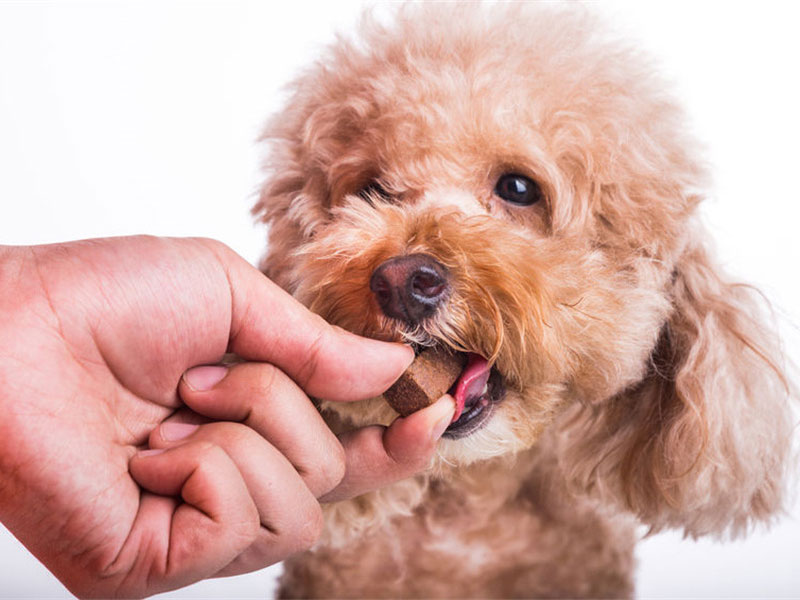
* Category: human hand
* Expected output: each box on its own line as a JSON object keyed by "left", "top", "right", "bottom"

{"left": 0, "top": 236, "right": 454, "bottom": 598}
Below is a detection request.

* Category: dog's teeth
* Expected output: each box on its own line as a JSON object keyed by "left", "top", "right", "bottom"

{"left": 481, "top": 383, "right": 488, "bottom": 396}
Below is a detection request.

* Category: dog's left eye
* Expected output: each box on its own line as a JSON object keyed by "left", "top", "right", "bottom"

{"left": 494, "top": 174, "right": 543, "bottom": 206}
{"left": 357, "top": 180, "right": 392, "bottom": 204}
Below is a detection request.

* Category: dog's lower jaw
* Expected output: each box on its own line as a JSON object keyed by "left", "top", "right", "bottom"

{"left": 277, "top": 447, "right": 637, "bottom": 599}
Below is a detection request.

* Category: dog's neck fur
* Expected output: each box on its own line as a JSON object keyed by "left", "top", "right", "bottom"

{"left": 283, "top": 426, "right": 640, "bottom": 598}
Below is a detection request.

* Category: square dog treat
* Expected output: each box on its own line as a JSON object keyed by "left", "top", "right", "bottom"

{"left": 384, "top": 347, "right": 466, "bottom": 416}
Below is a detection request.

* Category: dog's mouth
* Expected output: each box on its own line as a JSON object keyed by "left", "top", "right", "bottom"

{"left": 443, "top": 352, "right": 506, "bottom": 439}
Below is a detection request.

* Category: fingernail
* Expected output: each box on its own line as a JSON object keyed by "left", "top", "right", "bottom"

{"left": 386, "top": 344, "right": 415, "bottom": 385}
{"left": 430, "top": 395, "right": 457, "bottom": 441}
{"left": 138, "top": 448, "right": 165, "bottom": 458}
{"left": 160, "top": 422, "right": 199, "bottom": 442}
{"left": 183, "top": 365, "right": 227, "bottom": 391}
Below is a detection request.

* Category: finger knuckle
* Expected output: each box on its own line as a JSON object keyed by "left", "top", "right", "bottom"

{"left": 290, "top": 502, "right": 324, "bottom": 552}
{"left": 321, "top": 440, "right": 347, "bottom": 491}
{"left": 254, "top": 362, "right": 281, "bottom": 395}
{"left": 202, "top": 421, "right": 254, "bottom": 449}
{"left": 302, "top": 437, "right": 346, "bottom": 497}
{"left": 190, "top": 439, "right": 230, "bottom": 466}
{"left": 294, "top": 326, "right": 328, "bottom": 390}
{"left": 196, "top": 236, "right": 235, "bottom": 258}
{"left": 233, "top": 507, "right": 262, "bottom": 546}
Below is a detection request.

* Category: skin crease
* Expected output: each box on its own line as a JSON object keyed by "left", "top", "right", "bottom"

{"left": 0, "top": 235, "right": 455, "bottom": 598}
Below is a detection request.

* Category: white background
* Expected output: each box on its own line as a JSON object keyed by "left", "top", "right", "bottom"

{"left": 1, "top": 1, "right": 798, "bottom": 598}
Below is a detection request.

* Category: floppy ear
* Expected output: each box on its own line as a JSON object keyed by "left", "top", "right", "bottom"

{"left": 252, "top": 107, "right": 331, "bottom": 293}
{"left": 564, "top": 239, "right": 795, "bottom": 537}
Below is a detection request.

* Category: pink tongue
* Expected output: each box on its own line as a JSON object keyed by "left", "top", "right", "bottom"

{"left": 451, "top": 354, "right": 491, "bottom": 422}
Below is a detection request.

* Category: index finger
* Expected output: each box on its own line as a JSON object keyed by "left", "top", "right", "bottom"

{"left": 212, "top": 242, "right": 413, "bottom": 401}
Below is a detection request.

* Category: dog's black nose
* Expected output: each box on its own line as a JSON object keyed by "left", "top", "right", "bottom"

{"left": 370, "top": 254, "right": 450, "bottom": 324}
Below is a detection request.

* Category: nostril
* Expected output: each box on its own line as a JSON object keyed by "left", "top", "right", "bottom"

{"left": 370, "top": 272, "right": 392, "bottom": 301}
{"left": 410, "top": 268, "right": 446, "bottom": 301}
{"left": 369, "top": 272, "right": 397, "bottom": 320}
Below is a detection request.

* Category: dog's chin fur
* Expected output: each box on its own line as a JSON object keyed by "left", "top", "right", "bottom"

{"left": 255, "top": 4, "right": 796, "bottom": 597}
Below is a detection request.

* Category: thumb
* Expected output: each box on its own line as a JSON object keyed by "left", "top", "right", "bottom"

{"left": 320, "top": 395, "right": 456, "bottom": 503}
{"left": 208, "top": 241, "right": 414, "bottom": 401}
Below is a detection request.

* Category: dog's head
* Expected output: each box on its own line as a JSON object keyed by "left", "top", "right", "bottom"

{"left": 256, "top": 5, "right": 793, "bottom": 535}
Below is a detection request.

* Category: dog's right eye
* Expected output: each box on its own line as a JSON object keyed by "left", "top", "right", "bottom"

{"left": 357, "top": 180, "right": 392, "bottom": 204}
{"left": 494, "top": 174, "right": 543, "bottom": 206}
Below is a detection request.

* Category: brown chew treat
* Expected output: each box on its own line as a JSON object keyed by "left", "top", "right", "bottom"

{"left": 383, "top": 347, "right": 466, "bottom": 416}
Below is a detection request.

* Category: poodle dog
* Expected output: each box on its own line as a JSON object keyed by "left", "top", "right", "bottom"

{"left": 254, "top": 4, "right": 795, "bottom": 597}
